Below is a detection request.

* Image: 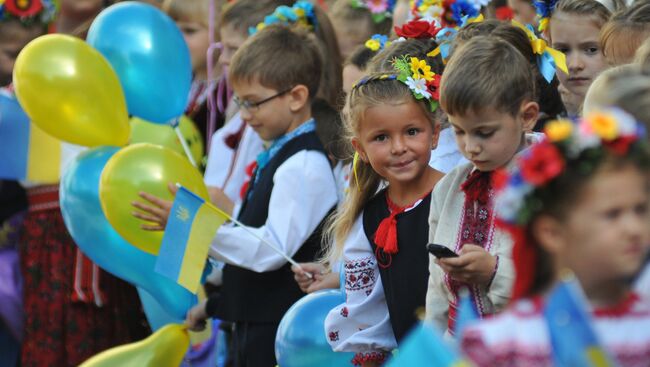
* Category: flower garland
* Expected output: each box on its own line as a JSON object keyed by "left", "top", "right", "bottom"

{"left": 393, "top": 55, "right": 441, "bottom": 111}
{"left": 351, "top": 0, "right": 396, "bottom": 23}
{"left": 494, "top": 108, "right": 647, "bottom": 226}
{"left": 0, "top": 0, "right": 57, "bottom": 25}
{"left": 365, "top": 34, "right": 391, "bottom": 51}
{"left": 249, "top": 1, "right": 316, "bottom": 35}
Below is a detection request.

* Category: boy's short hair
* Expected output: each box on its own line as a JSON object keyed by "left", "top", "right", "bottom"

{"left": 220, "top": 0, "right": 293, "bottom": 33}
{"left": 229, "top": 25, "right": 322, "bottom": 99}
{"left": 440, "top": 36, "right": 535, "bottom": 117}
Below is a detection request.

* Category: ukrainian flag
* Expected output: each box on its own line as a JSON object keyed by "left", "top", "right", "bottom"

{"left": 544, "top": 277, "right": 614, "bottom": 367}
{"left": 0, "top": 89, "right": 61, "bottom": 183}
{"left": 386, "top": 322, "right": 471, "bottom": 367}
{"left": 155, "top": 186, "right": 229, "bottom": 293}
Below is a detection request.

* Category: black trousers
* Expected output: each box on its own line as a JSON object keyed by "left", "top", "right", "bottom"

{"left": 229, "top": 321, "right": 279, "bottom": 367}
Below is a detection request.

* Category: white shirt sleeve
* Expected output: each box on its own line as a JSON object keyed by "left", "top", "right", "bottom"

{"left": 208, "top": 149, "right": 337, "bottom": 273}
{"left": 324, "top": 216, "right": 398, "bottom": 354}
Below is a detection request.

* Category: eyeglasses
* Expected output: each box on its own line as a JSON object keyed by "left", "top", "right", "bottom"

{"left": 233, "top": 87, "right": 293, "bottom": 112}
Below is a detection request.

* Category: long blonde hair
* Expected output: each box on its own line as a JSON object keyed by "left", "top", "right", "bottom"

{"left": 322, "top": 73, "right": 438, "bottom": 264}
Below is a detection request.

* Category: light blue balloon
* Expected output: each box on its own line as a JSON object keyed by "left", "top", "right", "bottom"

{"left": 87, "top": 2, "right": 191, "bottom": 124}
{"left": 59, "top": 147, "right": 197, "bottom": 319}
{"left": 275, "top": 289, "right": 355, "bottom": 366}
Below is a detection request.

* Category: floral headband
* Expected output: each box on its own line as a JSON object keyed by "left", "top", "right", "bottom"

{"left": 494, "top": 108, "right": 647, "bottom": 226}
{"left": 394, "top": 18, "right": 440, "bottom": 39}
{"left": 0, "top": 0, "right": 57, "bottom": 25}
{"left": 249, "top": 1, "right": 316, "bottom": 35}
{"left": 351, "top": 0, "right": 396, "bottom": 23}
{"left": 365, "top": 34, "right": 391, "bottom": 52}
{"left": 512, "top": 20, "right": 567, "bottom": 83}
{"left": 351, "top": 56, "right": 440, "bottom": 112}
{"left": 534, "top": 0, "right": 558, "bottom": 32}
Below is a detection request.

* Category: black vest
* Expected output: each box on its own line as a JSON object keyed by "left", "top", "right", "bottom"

{"left": 217, "top": 131, "right": 334, "bottom": 323}
{"left": 363, "top": 189, "right": 431, "bottom": 342}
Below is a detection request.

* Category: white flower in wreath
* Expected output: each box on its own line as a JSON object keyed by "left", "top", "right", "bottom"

{"left": 495, "top": 185, "right": 529, "bottom": 223}
{"left": 405, "top": 76, "right": 431, "bottom": 99}
{"left": 421, "top": 5, "right": 443, "bottom": 25}
{"left": 612, "top": 109, "right": 638, "bottom": 136}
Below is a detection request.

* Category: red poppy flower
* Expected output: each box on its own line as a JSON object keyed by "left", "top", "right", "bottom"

{"left": 604, "top": 136, "right": 636, "bottom": 156}
{"left": 519, "top": 141, "right": 565, "bottom": 186}
{"left": 495, "top": 6, "right": 514, "bottom": 20}
{"left": 492, "top": 168, "right": 510, "bottom": 191}
{"left": 426, "top": 74, "right": 441, "bottom": 100}
{"left": 5, "top": 0, "right": 43, "bottom": 18}
{"left": 394, "top": 19, "right": 438, "bottom": 39}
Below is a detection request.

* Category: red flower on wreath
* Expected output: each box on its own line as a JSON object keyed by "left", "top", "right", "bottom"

{"left": 394, "top": 19, "right": 440, "bottom": 39}
{"left": 492, "top": 168, "right": 509, "bottom": 191}
{"left": 519, "top": 141, "right": 565, "bottom": 186}
{"left": 604, "top": 136, "right": 636, "bottom": 156}
{"left": 5, "top": 0, "right": 43, "bottom": 18}
{"left": 426, "top": 74, "right": 441, "bottom": 100}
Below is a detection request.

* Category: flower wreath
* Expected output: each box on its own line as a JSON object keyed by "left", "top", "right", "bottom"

{"left": 351, "top": 0, "right": 396, "bottom": 23}
{"left": 494, "top": 108, "right": 648, "bottom": 227}
{"left": 365, "top": 34, "right": 391, "bottom": 51}
{"left": 394, "top": 18, "right": 440, "bottom": 39}
{"left": 249, "top": 1, "right": 316, "bottom": 35}
{"left": 393, "top": 55, "right": 441, "bottom": 112}
{"left": 0, "top": 0, "right": 57, "bottom": 25}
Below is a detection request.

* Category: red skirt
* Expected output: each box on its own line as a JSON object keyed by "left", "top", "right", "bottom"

{"left": 20, "top": 186, "right": 149, "bottom": 367}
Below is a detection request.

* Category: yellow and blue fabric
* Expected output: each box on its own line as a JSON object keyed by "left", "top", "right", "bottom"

{"left": 385, "top": 322, "right": 471, "bottom": 366}
{"left": 543, "top": 278, "right": 614, "bottom": 367}
{"left": 0, "top": 90, "right": 60, "bottom": 183}
{"left": 249, "top": 0, "right": 317, "bottom": 35}
{"left": 428, "top": 27, "right": 457, "bottom": 62}
{"left": 155, "top": 186, "right": 229, "bottom": 293}
{"left": 513, "top": 21, "right": 568, "bottom": 83}
{"left": 534, "top": 0, "right": 558, "bottom": 32}
{"left": 455, "top": 289, "right": 480, "bottom": 340}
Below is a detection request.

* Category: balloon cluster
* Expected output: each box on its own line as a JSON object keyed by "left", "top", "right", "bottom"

{"left": 12, "top": 2, "right": 206, "bottom": 319}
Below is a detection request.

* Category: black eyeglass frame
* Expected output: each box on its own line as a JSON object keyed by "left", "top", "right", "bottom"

{"left": 233, "top": 86, "right": 294, "bottom": 112}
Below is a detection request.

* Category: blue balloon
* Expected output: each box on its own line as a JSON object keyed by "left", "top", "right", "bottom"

{"left": 87, "top": 2, "right": 192, "bottom": 124}
{"left": 59, "top": 147, "right": 197, "bottom": 319}
{"left": 275, "top": 290, "right": 355, "bottom": 366}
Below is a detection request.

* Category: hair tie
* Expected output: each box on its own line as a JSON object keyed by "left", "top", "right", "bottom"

{"left": 512, "top": 20, "right": 568, "bottom": 83}
{"left": 249, "top": 1, "right": 317, "bottom": 35}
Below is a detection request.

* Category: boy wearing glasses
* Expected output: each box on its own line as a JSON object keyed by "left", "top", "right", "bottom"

{"left": 187, "top": 25, "right": 338, "bottom": 366}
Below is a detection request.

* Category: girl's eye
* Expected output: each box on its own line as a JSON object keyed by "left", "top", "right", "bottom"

{"left": 407, "top": 128, "right": 419, "bottom": 136}
{"left": 603, "top": 208, "right": 622, "bottom": 220}
{"left": 585, "top": 46, "right": 599, "bottom": 55}
{"left": 634, "top": 203, "right": 648, "bottom": 216}
{"left": 555, "top": 47, "right": 569, "bottom": 54}
{"left": 181, "top": 27, "right": 198, "bottom": 35}
{"left": 453, "top": 129, "right": 464, "bottom": 136}
{"left": 374, "top": 134, "right": 387, "bottom": 142}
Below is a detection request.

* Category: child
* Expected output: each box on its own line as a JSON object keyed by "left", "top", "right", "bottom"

{"left": 601, "top": 0, "right": 650, "bottom": 66}
{"left": 547, "top": 0, "right": 611, "bottom": 116}
{"left": 461, "top": 108, "right": 650, "bottom": 366}
{"left": 323, "top": 54, "right": 445, "bottom": 364}
{"left": 162, "top": 0, "right": 227, "bottom": 151}
{"left": 425, "top": 36, "right": 541, "bottom": 335}
{"left": 508, "top": 0, "right": 537, "bottom": 26}
{"left": 0, "top": 18, "right": 45, "bottom": 87}
{"left": 329, "top": 0, "right": 394, "bottom": 60}
{"left": 155, "top": 25, "right": 338, "bottom": 366}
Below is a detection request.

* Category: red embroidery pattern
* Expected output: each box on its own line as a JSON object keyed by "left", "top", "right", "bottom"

{"left": 345, "top": 257, "right": 377, "bottom": 295}
{"left": 341, "top": 307, "right": 349, "bottom": 318}
{"left": 329, "top": 331, "right": 339, "bottom": 342}
{"left": 351, "top": 352, "right": 387, "bottom": 366}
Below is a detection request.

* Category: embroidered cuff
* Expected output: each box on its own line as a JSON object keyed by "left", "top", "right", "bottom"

{"left": 351, "top": 351, "right": 388, "bottom": 366}
{"left": 486, "top": 255, "right": 500, "bottom": 289}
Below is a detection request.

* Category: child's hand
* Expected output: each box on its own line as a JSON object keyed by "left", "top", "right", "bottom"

{"left": 131, "top": 182, "right": 177, "bottom": 231}
{"left": 207, "top": 186, "right": 234, "bottom": 215}
{"left": 436, "top": 244, "right": 496, "bottom": 286}
{"left": 185, "top": 299, "right": 208, "bottom": 332}
{"left": 291, "top": 263, "right": 340, "bottom": 293}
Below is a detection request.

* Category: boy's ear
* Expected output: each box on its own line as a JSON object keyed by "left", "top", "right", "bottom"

{"left": 351, "top": 137, "right": 368, "bottom": 163}
{"left": 288, "top": 84, "right": 310, "bottom": 112}
{"left": 520, "top": 101, "right": 540, "bottom": 133}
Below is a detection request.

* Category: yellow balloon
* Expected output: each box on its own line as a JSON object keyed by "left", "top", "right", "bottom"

{"left": 100, "top": 143, "right": 209, "bottom": 254}
{"left": 79, "top": 324, "right": 189, "bottom": 367}
{"left": 12, "top": 34, "right": 129, "bottom": 147}
{"left": 130, "top": 116, "right": 204, "bottom": 166}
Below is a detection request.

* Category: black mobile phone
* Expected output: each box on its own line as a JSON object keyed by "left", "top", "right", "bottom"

{"left": 427, "top": 243, "right": 458, "bottom": 258}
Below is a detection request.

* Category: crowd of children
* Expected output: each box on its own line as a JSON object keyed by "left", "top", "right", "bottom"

{"left": 3, "top": 0, "right": 650, "bottom": 366}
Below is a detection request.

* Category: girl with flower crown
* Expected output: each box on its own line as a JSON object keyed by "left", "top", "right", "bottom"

{"left": 461, "top": 108, "right": 650, "bottom": 366}
{"left": 323, "top": 54, "right": 445, "bottom": 366}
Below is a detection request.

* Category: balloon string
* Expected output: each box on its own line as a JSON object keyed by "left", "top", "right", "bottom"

{"left": 205, "top": 0, "right": 221, "bottom": 154}
{"left": 173, "top": 123, "right": 198, "bottom": 167}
